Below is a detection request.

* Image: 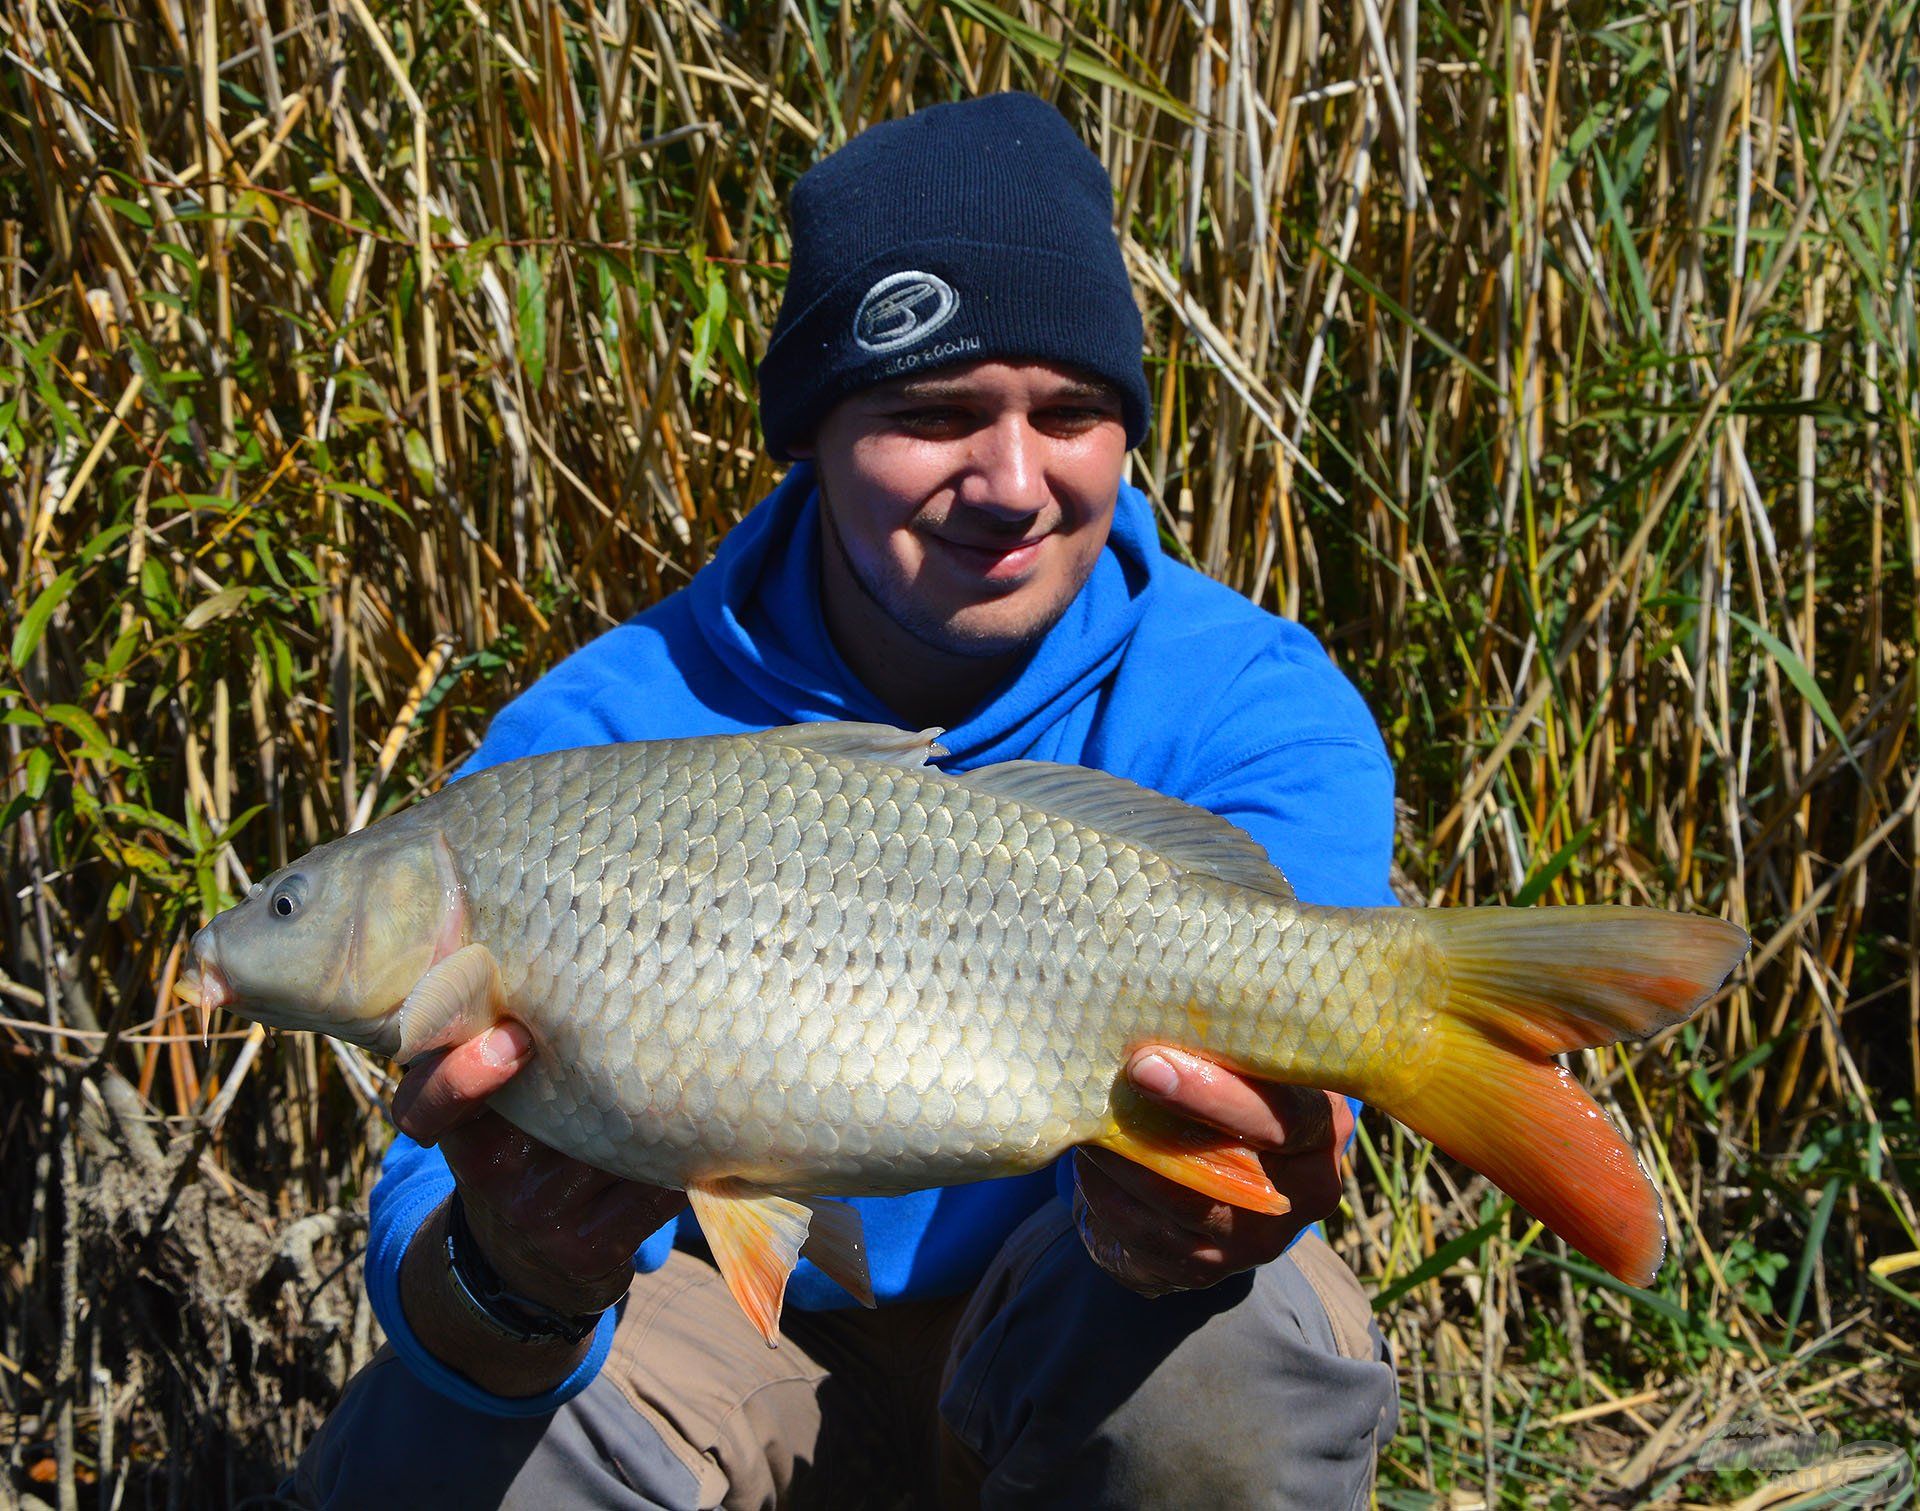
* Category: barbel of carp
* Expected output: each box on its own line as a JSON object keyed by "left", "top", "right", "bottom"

{"left": 177, "top": 722, "right": 1747, "bottom": 1342}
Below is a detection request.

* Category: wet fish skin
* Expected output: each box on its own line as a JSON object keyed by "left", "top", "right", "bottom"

{"left": 181, "top": 721, "right": 1747, "bottom": 1336}
{"left": 425, "top": 734, "right": 1425, "bottom": 1196}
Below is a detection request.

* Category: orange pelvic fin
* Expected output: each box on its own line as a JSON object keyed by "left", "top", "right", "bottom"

{"left": 687, "top": 1180, "right": 809, "bottom": 1346}
{"left": 686, "top": 1182, "right": 876, "bottom": 1345}
{"left": 797, "top": 1197, "right": 876, "bottom": 1309}
{"left": 1396, "top": 906, "right": 1748, "bottom": 1286}
{"left": 1091, "top": 1088, "right": 1290, "bottom": 1215}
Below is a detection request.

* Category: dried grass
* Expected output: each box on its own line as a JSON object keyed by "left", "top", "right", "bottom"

{"left": 2, "top": 0, "right": 1916, "bottom": 1502}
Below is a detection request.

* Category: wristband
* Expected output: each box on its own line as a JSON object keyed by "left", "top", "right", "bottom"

{"left": 443, "top": 1194, "right": 606, "bottom": 1346}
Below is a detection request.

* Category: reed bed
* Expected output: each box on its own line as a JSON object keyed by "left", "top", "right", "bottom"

{"left": 2, "top": 0, "right": 1916, "bottom": 1503}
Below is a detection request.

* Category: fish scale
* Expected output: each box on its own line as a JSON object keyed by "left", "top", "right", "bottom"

{"left": 408, "top": 733, "right": 1396, "bottom": 1194}
{"left": 183, "top": 720, "right": 1747, "bottom": 1334}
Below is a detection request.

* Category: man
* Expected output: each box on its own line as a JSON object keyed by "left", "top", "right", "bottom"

{"left": 293, "top": 93, "right": 1399, "bottom": 1507}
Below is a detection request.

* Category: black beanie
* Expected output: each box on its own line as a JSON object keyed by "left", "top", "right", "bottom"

{"left": 757, "top": 93, "right": 1150, "bottom": 461}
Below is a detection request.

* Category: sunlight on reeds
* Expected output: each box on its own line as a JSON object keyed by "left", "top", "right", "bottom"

{"left": 2, "top": 0, "right": 1915, "bottom": 1500}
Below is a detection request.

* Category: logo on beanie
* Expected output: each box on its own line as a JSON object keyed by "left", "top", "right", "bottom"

{"left": 853, "top": 271, "right": 959, "bottom": 354}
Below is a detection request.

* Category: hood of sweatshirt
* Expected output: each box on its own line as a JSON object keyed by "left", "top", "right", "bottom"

{"left": 686, "top": 462, "right": 1160, "bottom": 765}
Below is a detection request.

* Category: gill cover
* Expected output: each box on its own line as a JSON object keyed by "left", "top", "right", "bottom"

{"left": 198, "top": 819, "right": 466, "bottom": 1046}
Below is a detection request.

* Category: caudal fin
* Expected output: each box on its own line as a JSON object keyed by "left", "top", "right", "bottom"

{"left": 1387, "top": 907, "right": 1746, "bottom": 1286}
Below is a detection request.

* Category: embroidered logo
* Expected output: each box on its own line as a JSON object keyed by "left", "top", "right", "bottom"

{"left": 853, "top": 271, "right": 959, "bottom": 354}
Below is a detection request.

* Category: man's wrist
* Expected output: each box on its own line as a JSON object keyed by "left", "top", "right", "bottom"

{"left": 443, "top": 1194, "right": 607, "bottom": 1345}
{"left": 399, "top": 1200, "right": 604, "bottom": 1399}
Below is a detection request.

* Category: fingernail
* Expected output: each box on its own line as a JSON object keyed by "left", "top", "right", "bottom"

{"left": 479, "top": 1023, "right": 530, "bottom": 1069}
{"left": 1131, "top": 1052, "right": 1178, "bottom": 1097}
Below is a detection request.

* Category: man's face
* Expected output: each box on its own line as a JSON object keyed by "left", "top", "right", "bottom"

{"left": 797, "top": 360, "right": 1129, "bottom": 659}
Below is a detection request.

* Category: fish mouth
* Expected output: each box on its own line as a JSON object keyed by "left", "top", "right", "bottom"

{"left": 176, "top": 927, "right": 235, "bottom": 1045}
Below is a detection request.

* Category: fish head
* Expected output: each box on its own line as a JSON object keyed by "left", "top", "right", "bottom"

{"left": 178, "top": 820, "right": 465, "bottom": 1052}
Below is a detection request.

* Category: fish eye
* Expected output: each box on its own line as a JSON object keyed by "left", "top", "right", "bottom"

{"left": 270, "top": 875, "right": 309, "bottom": 919}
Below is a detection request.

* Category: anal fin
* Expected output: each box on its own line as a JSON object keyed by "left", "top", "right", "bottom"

{"left": 1090, "top": 1087, "right": 1290, "bottom": 1215}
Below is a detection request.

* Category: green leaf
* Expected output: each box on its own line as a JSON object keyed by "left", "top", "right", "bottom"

{"left": 942, "top": 0, "right": 1193, "bottom": 119}
{"left": 76, "top": 522, "right": 132, "bottom": 567}
{"left": 182, "top": 584, "right": 249, "bottom": 631}
{"left": 44, "top": 702, "right": 127, "bottom": 763}
{"left": 286, "top": 210, "right": 315, "bottom": 280}
{"left": 1592, "top": 152, "right": 1658, "bottom": 338}
{"left": 689, "top": 270, "right": 728, "bottom": 394}
{"left": 106, "top": 800, "right": 192, "bottom": 847}
{"left": 140, "top": 557, "right": 177, "bottom": 617}
{"left": 214, "top": 803, "right": 265, "bottom": 847}
{"left": 103, "top": 194, "right": 153, "bottom": 228}
{"left": 1513, "top": 818, "right": 1601, "bottom": 907}
{"left": 1540, "top": 1254, "right": 1743, "bottom": 1350}
{"left": 120, "top": 841, "right": 178, "bottom": 880}
{"left": 1372, "top": 1201, "right": 1514, "bottom": 1310}
{"left": 151, "top": 242, "right": 203, "bottom": 301}
{"left": 403, "top": 428, "right": 436, "bottom": 494}
{"left": 10, "top": 571, "right": 77, "bottom": 666}
{"left": 1316, "top": 245, "right": 1501, "bottom": 396}
{"left": 1867, "top": 1268, "right": 1920, "bottom": 1313}
{"left": 1783, "top": 1177, "right": 1839, "bottom": 1336}
{"left": 327, "top": 245, "right": 358, "bottom": 321}
{"left": 517, "top": 250, "right": 547, "bottom": 389}
{"left": 1727, "top": 610, "right": 1860, "bottom": 775}
{"left": 24, "top": 745, "right": 52, "bottom": 799}
{"left": 329, "top": 479, "right": 409, "bottom": 520}
{"left": 101, "top": 624, "right": 143, "bottom": 679}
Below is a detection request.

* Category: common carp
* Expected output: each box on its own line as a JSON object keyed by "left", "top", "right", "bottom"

{"left": 177, "top": 722, "right": 1746, "bottom": 1339}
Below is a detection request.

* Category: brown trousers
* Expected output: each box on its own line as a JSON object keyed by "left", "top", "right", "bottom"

{"left": 291, "top": 1205, "right": 1397, "bottom": 1509}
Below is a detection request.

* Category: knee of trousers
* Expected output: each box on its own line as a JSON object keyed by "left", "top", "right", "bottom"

{"left": 939, "top": 1207, "right": 1399, "bottom": 1510}
{"left": 282, "top": 1347, "right": 705, "bottom": 1510}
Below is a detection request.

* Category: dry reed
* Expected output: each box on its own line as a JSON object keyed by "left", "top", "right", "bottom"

{"left": 2, "top": 0, "right": 1916, "bottom": 1503}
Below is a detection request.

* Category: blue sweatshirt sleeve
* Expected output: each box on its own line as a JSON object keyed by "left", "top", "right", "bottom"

{"left": 363, "top": 1134, "right": 621, "bottom": 1416}
{"left": 1189, "top": 735, "right": 1398, "bottom": 910}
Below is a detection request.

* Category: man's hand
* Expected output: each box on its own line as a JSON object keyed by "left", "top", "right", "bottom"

{"left": 1073, "top": 1046, "right": 1353, "bottom": 1296}
{"left": 394, "top": 1020, "right": 686, "bottom": 1315}
{"left": 392, "top": 1021, "right": 685, "bottom": 1393}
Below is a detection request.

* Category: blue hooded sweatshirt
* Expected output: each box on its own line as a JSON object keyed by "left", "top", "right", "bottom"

{"left": 364, "top": 466, "right": 1396, "bottom": 1416}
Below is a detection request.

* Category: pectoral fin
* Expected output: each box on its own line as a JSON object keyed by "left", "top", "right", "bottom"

{"left": 393, "top": 944, "right": 504, "bottom": 1063}
{"left": 1091, "top": 1087, "right": 1290, "bottom": 1215}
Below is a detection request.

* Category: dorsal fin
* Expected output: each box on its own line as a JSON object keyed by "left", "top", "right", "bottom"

{"left": 749, "top": 721, "right": 948, "bottom": 767}
{"left": 957, "top": 761, "right": 1294, "bottom": 899}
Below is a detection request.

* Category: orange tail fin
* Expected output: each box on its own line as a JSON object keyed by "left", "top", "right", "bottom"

{"left": 1387, "top": 907, "right": 1747, "bottom": 1286}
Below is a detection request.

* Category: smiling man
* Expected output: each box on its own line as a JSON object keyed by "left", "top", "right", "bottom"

{"left": 292, "top": 94, "right": 1399, "bottom": 1508}
{"left": 804, "top": 363, "right": 1128, "bottom": 728}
